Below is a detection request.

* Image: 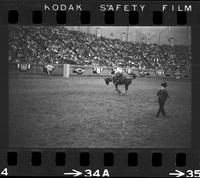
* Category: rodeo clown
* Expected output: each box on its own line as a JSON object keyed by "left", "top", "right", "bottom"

{"left": 156, "top": 82, "right": 169, "bottom": 117}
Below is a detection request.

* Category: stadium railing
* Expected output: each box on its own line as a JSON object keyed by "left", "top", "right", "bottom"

{"left": 8, "top": 62, "right": 191, "bottom": 79}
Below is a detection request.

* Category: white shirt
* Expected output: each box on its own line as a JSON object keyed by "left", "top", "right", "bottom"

{"left": 115, "top": 67, "right": 123, "bottom": 74}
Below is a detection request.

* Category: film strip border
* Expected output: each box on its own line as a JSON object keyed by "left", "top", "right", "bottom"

{"left": 1, "top": 0, "right": 200, "bottom": 177}
{"left": 0, "top": 1, "right": 199, "bottom": 25}
{"left": 0, "top": 150, "right": 199, "bottom": 176}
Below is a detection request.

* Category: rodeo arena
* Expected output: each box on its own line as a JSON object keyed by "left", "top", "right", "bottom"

{"left": 9, "top": 26, "right": 191, "bottom": 148}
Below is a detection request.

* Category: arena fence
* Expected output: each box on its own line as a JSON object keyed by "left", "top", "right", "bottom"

{"left": 8, "top": 62, "right": 191, "bottom": 79}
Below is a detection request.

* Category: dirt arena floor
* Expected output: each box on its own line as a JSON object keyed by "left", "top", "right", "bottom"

{"left": 9, "top": 75, "right": 191, "bottom": 148}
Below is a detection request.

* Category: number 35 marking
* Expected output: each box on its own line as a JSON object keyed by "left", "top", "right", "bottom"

{"left": 186, "top": 170, "right": 200, "bottom": 177}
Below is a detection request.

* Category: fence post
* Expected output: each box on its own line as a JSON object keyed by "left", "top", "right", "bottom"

{"left": 63, "top": 64, "right": 70, "bottom": 78}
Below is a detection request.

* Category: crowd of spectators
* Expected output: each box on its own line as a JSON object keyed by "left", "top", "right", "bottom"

{"left": 8, "top": 26, "right": 191, "bottom": 72}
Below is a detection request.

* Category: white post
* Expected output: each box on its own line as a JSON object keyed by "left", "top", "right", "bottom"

{"left": 63, "top": 64, "right": 70, "bottom": 78}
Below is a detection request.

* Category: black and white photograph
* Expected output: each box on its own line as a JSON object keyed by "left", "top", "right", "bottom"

{"left": 8, "top": 26, "right": 191, "bottom": 148}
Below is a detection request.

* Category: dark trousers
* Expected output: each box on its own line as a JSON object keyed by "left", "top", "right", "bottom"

{"left": 156, "top": 100, "right": 166, "bottom": 116}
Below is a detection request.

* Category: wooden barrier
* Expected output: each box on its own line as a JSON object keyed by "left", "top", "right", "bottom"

{"left": 8, "top": 63, "right": 191, "bottom": 79}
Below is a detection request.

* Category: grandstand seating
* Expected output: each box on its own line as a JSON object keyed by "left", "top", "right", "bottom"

{"left": 8, "top": 26, "right": 191, "bottom": 72}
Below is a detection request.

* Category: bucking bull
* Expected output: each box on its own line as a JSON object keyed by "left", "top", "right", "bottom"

{"left": 104, "top": 70, "right": 136, "bottom": 95}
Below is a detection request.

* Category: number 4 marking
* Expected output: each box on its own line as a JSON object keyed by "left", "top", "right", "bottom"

{"left": 1, "top": 168, "right": 8, "bottom": 176}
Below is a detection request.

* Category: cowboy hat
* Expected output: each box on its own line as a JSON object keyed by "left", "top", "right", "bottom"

{"left": 161, "top": 82, "right": 168, "bottom": 87}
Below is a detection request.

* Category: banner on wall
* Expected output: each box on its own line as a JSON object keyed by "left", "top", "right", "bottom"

{"left": 73, "top": 68, "right": 85, "bottom": 74}
{"left": 17, "top": 63, "right": 31, "bottom": 71}
{"left": 155, "top": 68, "right": 165, "bottom": 76}
{"left": 174, "top": 71, "right": 181, "bottom": 79}
{"left": 93, "top": 67, "right": 101, "bottom": 74}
